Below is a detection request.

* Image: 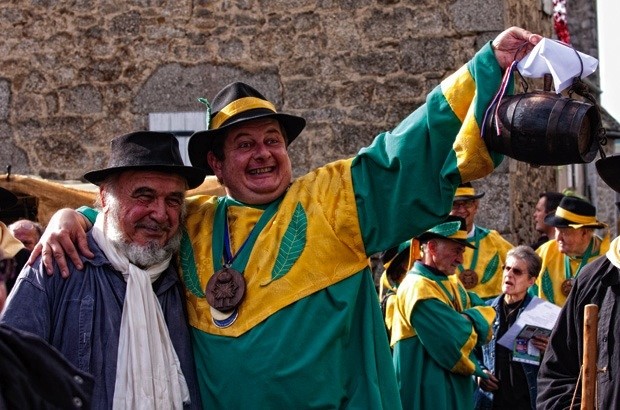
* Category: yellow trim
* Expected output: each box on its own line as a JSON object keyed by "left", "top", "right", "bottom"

{"left": 555, "top": 207, "right": 599, "bottom": 225}
{"left": 451, "top": 330, "right": 477, "bottom": 375}
{"left": 454, "top": 187, "right": 476, "bottom": 197}
{"left": 211, "top": 97, "right": 277, "bottom": 129}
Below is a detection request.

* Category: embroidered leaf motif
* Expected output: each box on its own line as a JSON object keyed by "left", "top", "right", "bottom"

{"left": 541, "top": 269, "right": 555, "bottom": 305}
{"left": 180, "top": 229, "right": 205, "bottom": 298}
{"left": 480, "top": 253, "right": 499, "bottom": 284}
{"left": 262, "top": 203, "right": 307, "bottom": 286}
{"left": 457, "top": 283, "right": 468, "bottom": 311}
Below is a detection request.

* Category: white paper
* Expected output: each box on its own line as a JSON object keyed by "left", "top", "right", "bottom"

{"left": 516, "top": 38, "right": 598, "bottom": 93}
{"left": 497, "top": 296, "right": 561, "bottom": 350}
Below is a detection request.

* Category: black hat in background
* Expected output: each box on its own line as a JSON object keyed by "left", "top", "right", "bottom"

{"left": 544, "top": 195, "right": 606, "bottom": 229}
{"left": 453, "top": 182, "right": 485, "bottom": 201}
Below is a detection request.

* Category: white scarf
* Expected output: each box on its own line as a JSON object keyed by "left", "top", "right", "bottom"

{"left": 92, "top": 214, "right": 190, "bottom": 409}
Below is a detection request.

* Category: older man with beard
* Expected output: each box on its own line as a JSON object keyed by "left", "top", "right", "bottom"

{"left": 0, "top": 131, "right": 206, "bottom": 409}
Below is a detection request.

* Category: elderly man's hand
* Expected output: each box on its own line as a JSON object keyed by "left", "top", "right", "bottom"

{"left": 28, "top": 208, "right": 94, "bottom": 278}
{"left": 492, "top": 26, "right": 543, "bottom": 70}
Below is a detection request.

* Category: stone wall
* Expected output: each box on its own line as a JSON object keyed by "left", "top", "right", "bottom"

{"left": 0, "top": 0, "right": 565, "bottom": 243}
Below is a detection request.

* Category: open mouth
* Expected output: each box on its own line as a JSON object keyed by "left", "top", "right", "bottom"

{"left": 249, "top": 166, "right": 274, "bottom": 175}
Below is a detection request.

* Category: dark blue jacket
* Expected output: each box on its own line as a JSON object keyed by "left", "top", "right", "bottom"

{"left": 0, "top": 233, "right": 202, "bottom": 409}
{"left": 473, "top": 293, "right": 539, "bottom": 410}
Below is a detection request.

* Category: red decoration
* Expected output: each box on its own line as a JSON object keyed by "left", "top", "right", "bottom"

{"left": 553, "top": 0, "right": 571, "bottom": 45}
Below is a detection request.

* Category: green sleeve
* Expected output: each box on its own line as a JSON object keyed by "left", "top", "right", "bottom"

{"left": 411, "top": 298, "right": 487, "bottom": 377}
{"left": 351, "top": 42, "right": 506, "bottom": 255}
{"left": 76, "top": 206, "right": 98, "bottom": 225}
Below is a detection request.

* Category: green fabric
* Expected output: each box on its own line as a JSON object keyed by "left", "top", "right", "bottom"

{"left": 192, "top": 271, "right": 401, "bottom": 409}
{"left": 352, "top": 42, "right": 505, "bottom": 255}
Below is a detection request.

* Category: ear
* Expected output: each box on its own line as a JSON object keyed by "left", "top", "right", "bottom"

{"left": 99, "top": 186, "right": 108, "bottom": 209}
{"left": 207, "top": 151, "right": 224, "bottom": 179}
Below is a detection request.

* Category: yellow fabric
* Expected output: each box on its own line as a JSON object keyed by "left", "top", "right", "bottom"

{"left": 555, "top": 207, "right": 603, "bottom": 227}
{"left": 183, "top": 159, "right": 368, "bottom": 337}
{"left": 384, "top": 294, "right": 397, "bottom": 333}
{"left": 211, "top": 97, "right": 277, "bottom": 129}
{"left": 462, "top": 229, "right": 513, "bottom": 299}
{"left": 454, "top": 187, "right": 477, "bottom": 198}
{"left": 391, "top": 273, "right": 466, "bottom": 345}
{"left": 0, "top": 222, "right": 24, "bottom": 260}
{"left": 442, "top": 65, "right": 494, "bottom": 182}
{"left": 536, "top": 234, "right": 609, "bottom": 307}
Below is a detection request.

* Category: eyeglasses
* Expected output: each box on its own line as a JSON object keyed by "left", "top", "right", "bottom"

{"left": 452, "top": 200, "right": 476, "bottom": 210}
{"left": 502, "top": 265, "right": 526, "bottom": 276}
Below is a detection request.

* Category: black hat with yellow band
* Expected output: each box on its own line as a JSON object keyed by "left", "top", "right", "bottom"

{"left": 188, "top": 82, "right": 306, "bottom": 173}
{"left": 544, "top": 195, "right": 606, "bottom": 229}
{"left": 416, "top": 215, "right": 476, "bottom": 249}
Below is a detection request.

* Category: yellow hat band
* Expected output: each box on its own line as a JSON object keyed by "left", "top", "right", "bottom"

{"left": 555, "top": 207, "right": 598, "bottom": 225}
{"left": 211, "top": 97, "right": 277, "bottom": 130}
{"left": 455, "top": 187, "right": 476, "bottom": 197}
{"left": 450, "top": 230, "right": 468, "bottom": 241}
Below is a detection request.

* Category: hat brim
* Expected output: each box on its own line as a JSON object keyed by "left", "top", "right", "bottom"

{"left": 453, "top": 192, "right": 485, "bottom": 201}
{"left": 596, "top": 155, "right": 620, "bottom": 193}
{"left": 83, "top": 165, "right": 207, "bottom": 189}
{"left": 543, "top": 213, "right": 606, "bottom": 229}
{"left": 416, "top": 232, "right": 476, "bottom": 249}
{"left": 187, "top": 111, "right": 306, "bottom": 173}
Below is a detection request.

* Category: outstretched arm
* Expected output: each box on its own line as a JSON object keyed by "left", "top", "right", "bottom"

{"left": 28, "top": 208, "right": 94, "bottom": 277}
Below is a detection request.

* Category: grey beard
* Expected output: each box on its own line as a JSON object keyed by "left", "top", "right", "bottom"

{"left": 104, "top": 196, "right": 182, "bottom": 269}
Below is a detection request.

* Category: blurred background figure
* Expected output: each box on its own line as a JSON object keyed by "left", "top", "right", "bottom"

{"left": 0, "top": 187, "right": 29, "bottom": 313}
{"left": 9, "top": 219, "right": 43, "bottom": 252}
{"left": 474, "top": 245, "right": 545, "bottom": 410}
{"left": 450, "top": 182, "right": 514, "bottom": 300}
{"left": 379, "top": 240, "right": 412, "bottom": 338}
{"left": 531, "top": 192, "right": 564, "bottom": 250}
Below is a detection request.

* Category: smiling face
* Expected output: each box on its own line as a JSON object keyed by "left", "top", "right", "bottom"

{"left": 100, "top": 170, "right": 186, "bottom": 249}
{"left": 450, "top": 199, "right": 478, "bottom": 232}
{"left": 501, "top": 255, "right": 536, "bottom": 299}
{"left": 207, "top": 118, "right": 293, "bottom": 205}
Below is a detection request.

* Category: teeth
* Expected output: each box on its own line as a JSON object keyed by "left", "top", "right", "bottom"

{"left": 250, "top": 167, "right": 272, "bottom": 175}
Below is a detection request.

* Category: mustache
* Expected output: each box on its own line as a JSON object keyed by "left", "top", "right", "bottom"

{"left": 134, "top": 220, "right": 173, "bottom": 233}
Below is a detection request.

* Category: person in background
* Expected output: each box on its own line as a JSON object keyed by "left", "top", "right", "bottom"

{"left": 537, "top": 155, "right": 620, "bottom": 409}
{"left": 9, "top": 219, "right": 43, "bottom": 252}
{"left": 391, "top": 215, "right": 495, "bottom": 409}
{"left": 0, "top": 187, "right": 29, "bottom": 312}
{"left": 531, "top": 192, "right": 564, "bottom": 250}
{"left": 531, "top": 195, "right": 609, "bottom": 307}
{"left": 379, "top": 240, "right": 412, "bottom": 338}
{"left": 474, "top": 245, "right": 545, "bottom": 410}
{"left": 31, "top": 27, "right": 541, "bottom": 408}
{"left": 450, "top": 182, "right": 514, "bottom": 300}
{"left": 1, "top": 132, "right": 205, "bottom": 409}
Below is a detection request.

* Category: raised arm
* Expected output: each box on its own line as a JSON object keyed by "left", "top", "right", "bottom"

{"left": 28, "top": 208, "right": 93, "bottom": 277}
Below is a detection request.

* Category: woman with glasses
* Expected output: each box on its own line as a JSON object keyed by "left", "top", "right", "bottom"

{"left": 473, "top": 245, "right": 546, "bottom": 410}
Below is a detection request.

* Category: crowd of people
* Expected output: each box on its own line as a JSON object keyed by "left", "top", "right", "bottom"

{"left": 0, "top": 25, "right": 618, "bottom": 409}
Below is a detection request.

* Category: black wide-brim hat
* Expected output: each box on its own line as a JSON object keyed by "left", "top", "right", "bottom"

{"left": 416, "top": 215, "right": 476, "bottom": 249}
{"left": 544, "top": 195, "right": 606, "bottom": 229}
{"left": 596, "top": 155, "right": 620, "bottom": 193}
{"left": 84, "top": 131, "right": 208, "bottom": 189}
{"left": 0, "top": 187, "right": 18, "bottom": 211}
{"left": 188, "top": 82, "right": 306, "bottom": 174}
{"left": 453, "top": 182, "right": 485, "bottom": 201}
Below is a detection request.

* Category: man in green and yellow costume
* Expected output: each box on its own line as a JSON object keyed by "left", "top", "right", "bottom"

{"left": 531, "top": 195, "right": 609, "bottom": 307}
{"left": 391, "top": 215, "right": 495, "bottom": 409}
{"left": 31, "top": 27, "right": 541, "bottom": 409}
{"left": 450, "top": 182, "right": 514, "bottom": 300}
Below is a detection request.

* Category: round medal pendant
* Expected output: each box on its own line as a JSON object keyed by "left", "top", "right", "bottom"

{"left": 561, "top": 278, "right": 574, "bottom": 297}
{"left": 458, "top": 269, "right": 479, "bottom": 289}
{"left": 205, "top": 267, "right": 246, "bottom": 312}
